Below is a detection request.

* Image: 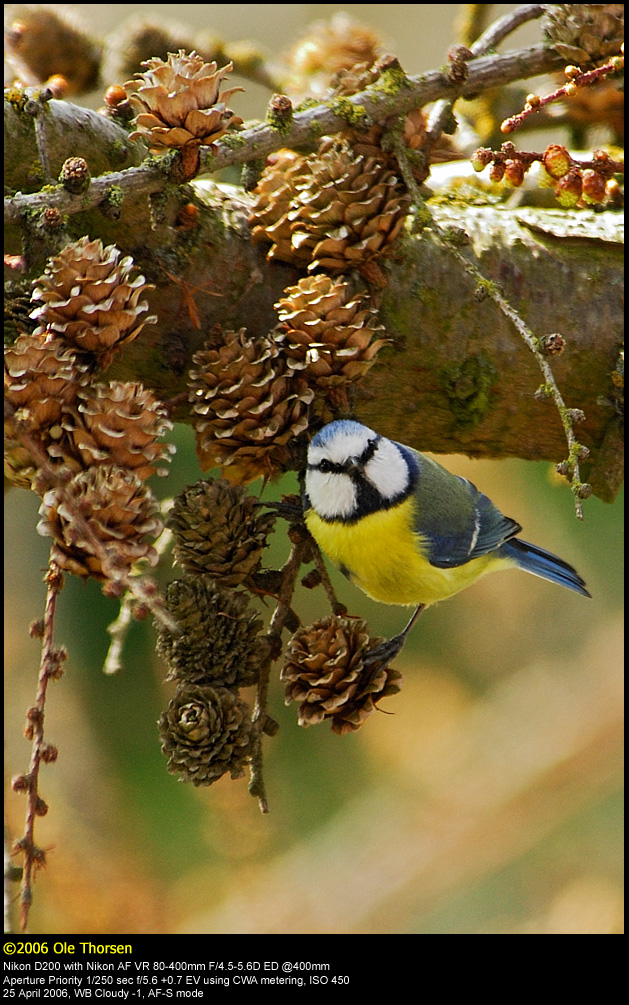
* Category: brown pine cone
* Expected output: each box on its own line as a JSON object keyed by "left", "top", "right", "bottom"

{"left": 156, "top": 575, "right": 267, "bottom": 688}
{"left": 188, "top": 328, "right": 313, "bottom": 483}
{"left": 36, "top": 464, "right": 162, "bottom": 581}
{"left": 249, "top": 137, "right": 411, "bottom": 274}
{"left": 4, "top": 333, "right": 92, "bottom": 489}
{"left": 273, "top": 275, "right": 388, "bottom": 401}
{"left": 329, "top": 64, "right": 428, "bottom": 174}
{"left": 168, "top": 477, "right": 275, "bottom": 585}
{"left": 4, "top": 287, "right": 38, "bottom": 345}
{"left": 282, "top": 12, "right": 383, "bottom": 101}
{"left": 245, "top": 147, "right": 311, "bottom": 232}
{"left": 330, "top": 60, "right": 381, "bottom": 97}
{"left": 54, "top": 381, "right": 174, "bottom": 480}
{"left": 30, "top": 238, "right": 155, "bottom": 368}
{"left": 125, "top": 50, "right": 243, "bottom": 150}
{"left": 159, "top": 684, "right": 253, "bottom": 785}
{"left": 542, "top": 4, "right": 624, "bottom": 68}
{"left": 281, "top": 615, "right": 403, "bottom": 735}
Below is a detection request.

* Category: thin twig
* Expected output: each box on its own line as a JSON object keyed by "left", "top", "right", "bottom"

{"left": 311, "top": 542, "right": 347, "bottom": 617}
{"left": 439, "top": 238, "right": 589, "bottom": 519}
{"left": 392, "top": 135, "right": 590, "bottom": 519}
{"left": 425, "top": 4, "right": 547, "bottom": 158}
{"left": 103, "top": 523, "right": 174, "bottom": 675}
{"left": 4, "top": 825, "right": 22, "bottom": 935}
{"left": 103, "top": 597, "right": 134, "bottom": 676}
{"left": 24, "top": 97, "right": 54, "bottom": 182}
{"left": 249, "top": 533, "right": 311, "bottom": 813}
{"left": 16, "top": 559, "right": 64, "bottom": 933}
{"left": 501, "top": 53, "right": 625, "bottom": 134}
{"left": 471, "top": 3, "right": 546, "bottom": 55}
{"left": 4, "top": 42, "right": 565, "bottom": 226}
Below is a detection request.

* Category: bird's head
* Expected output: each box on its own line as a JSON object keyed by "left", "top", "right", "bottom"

{"left": 304, "top": 420, "right": 416, "bottom": 522}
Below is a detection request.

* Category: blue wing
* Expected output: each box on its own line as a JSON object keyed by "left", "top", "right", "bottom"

{"left": 402, "top": 446, "right": 521, "bottom": 569}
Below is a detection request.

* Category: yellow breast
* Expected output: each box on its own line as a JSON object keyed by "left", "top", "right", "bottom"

{"left": 305, "top": 497, "right": 509, "bottom": 607}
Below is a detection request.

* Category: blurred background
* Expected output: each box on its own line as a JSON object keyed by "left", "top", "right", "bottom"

{"left": 4, "top": 4, "right": 624, "bottom": 935}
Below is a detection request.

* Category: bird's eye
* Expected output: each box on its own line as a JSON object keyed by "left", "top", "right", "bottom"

{"left": 318, "top": 459, "right": 333, "bottom": 473}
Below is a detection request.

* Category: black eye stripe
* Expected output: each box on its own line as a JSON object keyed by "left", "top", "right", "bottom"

{"left": 308, "top": 459, "right": 346, "bottom": 474}
{"left": 358, "top": 436, "right": 380, "bottom": 466}
{"left": 307, "top": 436, "right": 380, "bottom": 475}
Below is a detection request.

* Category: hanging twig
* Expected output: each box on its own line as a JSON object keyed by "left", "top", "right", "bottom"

{"left": 13, "top": 560, "right": 65, "bottom": 933}
{"left": 391, "top": 135, "right": 591, "bottom": 519}
{"left": 249, "top": 530, "right": 311, "bottom": 812}
{"left": 8, "top": 415, "right": 180, "bottom": 632}
{"left": 104, "top": 522, "right": 174, "bottom": 675}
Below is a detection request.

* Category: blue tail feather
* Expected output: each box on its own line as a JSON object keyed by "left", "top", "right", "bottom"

{"left": 501, "top": 539, "right": 591, "bottom": 598}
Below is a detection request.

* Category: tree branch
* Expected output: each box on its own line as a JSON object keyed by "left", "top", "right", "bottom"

{"left": 4, "top": 37, "right": 622, "bottom": 502}
{"left": 5, "top": 43, "right": 565, "bottom": 226}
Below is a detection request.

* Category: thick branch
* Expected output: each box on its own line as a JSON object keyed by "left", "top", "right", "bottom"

{"left": 86, "top": 178, "right": 620, "bottom": 504}
{"left": 3, "top": 40, "right": 622, "bottom": 501}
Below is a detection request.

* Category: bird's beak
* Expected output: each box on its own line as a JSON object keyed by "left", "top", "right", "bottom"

{"left": 345, "top": 456, "right": 363, "bottom": 476}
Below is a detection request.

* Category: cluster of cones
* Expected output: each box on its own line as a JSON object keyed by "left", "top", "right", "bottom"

{"left": 5, "top": 238, "right": 173, "bottom": 584}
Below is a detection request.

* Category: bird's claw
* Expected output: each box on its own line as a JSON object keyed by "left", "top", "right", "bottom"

{"left": 363, "top": 604, "right": 425, "bottom": 667}
{"left": 364, "top": 633, "right": 409, "bottom": 667}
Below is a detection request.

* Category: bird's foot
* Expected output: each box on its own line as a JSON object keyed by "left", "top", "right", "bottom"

{"left": 363, "top": 632, "right": 409, "bottom": 667}
{"left": 363, "top": 604, "right": 426, "bottom": 667}
{"left": 265, "top": 496, "right": 303, "bottom": 522}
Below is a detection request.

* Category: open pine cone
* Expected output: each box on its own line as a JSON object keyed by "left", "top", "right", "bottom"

{"left": 156, "top": 575, "right": 267, "bottom": 688}
{"left": 36, "top": 464, "right": 162, "bottom": 581}
{"left": 125, "top": 50, "right": 243, "bottom": 150}
{"left": 159, "top": 684, "right": 253, "bottom": 786}
{"left": 30, "top": 238, "right": 155, "bottom": 368}
{"left": 53, "top": 381, "right": 174, "bottom": 480}
{"left": 4, "top": 333, "right": 92, "bottom": 489}
{"left": 188, "top": 328, "right": 313, "bottom": 483}
{"left": 168, "top": 477, "right": 275, "bottom": 585}
{"left": 542, "top": 4, "right": 624, "bottom": 68}
{"left": 249, "top": 137, "right": 411, "bottom": 273}
{"left": 328, "top": 62, "right": 430, "bottom": 178}
{"left": 282, "top": 12, "right": 384, "bottom": 101}
{"left": 281, "top": 615, "right": 403, "bottom": 735}
{"left": 273, "top": 274, "right": 388, "bottom": 405}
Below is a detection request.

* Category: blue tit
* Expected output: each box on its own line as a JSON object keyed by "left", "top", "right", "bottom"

{"left": 303, "top": 420, "right": 590, "bottom": 642}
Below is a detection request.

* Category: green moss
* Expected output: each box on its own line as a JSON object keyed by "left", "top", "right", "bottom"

{"left": 200, "top": 153, "right": 217, "bottom": 174}
{"left": 427, "top": 177, "right": 506, "bottom": 208}
{"left": 5, "top": 87, "right": 29, "bottom": 113}
{"left": 535, "top": 382, "right": 554, "bottom": 399}
{"left": 294, "top": 97, "right": 322, "bottom": 113}
{"left": 474, "top": 276, "right": 501, "bottom": 299}
{"left": 440, "top": 353, "right": 498, "bottom": 426}
{"left": 108, "top": 139, "right": 130, "bottom": 166}
{"left": 219, "top": 132, "right": 248, "bottom": 150}
{"left": 371, "top": 66, "right": 411, "bottom": 97}
{"left": 328, "top": 96, "right": 371, "bottom": 129}
{"left": 104, "top": 184, "right": 124, "bottom": 206}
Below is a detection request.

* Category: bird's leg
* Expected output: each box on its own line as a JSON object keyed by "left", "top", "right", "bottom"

{"left": 364, "top": 604, "right": 426, "bottom": 666}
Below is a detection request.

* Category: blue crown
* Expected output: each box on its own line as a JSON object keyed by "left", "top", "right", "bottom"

{"left": 311, "top": 420, "right": 371, "bottom": 447}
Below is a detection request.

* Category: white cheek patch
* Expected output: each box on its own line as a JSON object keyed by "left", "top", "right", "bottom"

{"left": 363, "top": 439, "right": 409, "bottom": 500}
{"left": 305, "top": 469, "right": 357, "bottom": 520}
